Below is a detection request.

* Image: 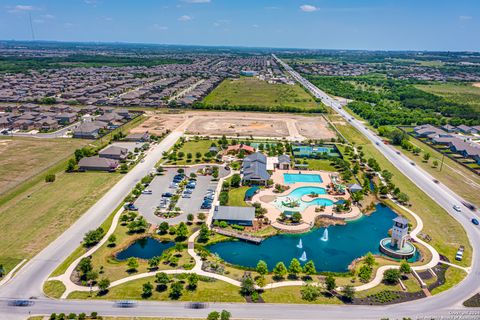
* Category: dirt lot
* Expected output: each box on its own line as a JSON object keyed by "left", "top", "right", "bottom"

{"left": 133, "top": 111, "right": 336, "bottom": 140}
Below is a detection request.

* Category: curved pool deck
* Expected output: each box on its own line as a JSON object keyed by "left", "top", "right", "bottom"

{"left": 251, "top": 169, "right": 361, "bottom": 230}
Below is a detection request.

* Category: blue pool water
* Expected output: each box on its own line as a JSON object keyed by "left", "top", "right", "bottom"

{"left": 274, "top": 186, "right": 332, "bottom": 211}
{"left": 116, "top": 237, "right": 175, "bottom": 260}
{"left": 207, "top": 204, "right": 398, "bottom": 272}
{"left": 284, "top": 173, "right": 323, "bottom": 184}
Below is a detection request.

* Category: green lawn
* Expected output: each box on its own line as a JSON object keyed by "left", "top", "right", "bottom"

{"left": 43, "top": 280, "right": 66, "bottom": 299}
{"left": 168, "top": 139, "right": 219, "bottom": 165}
{"left": 0, "top": 171, "right": 122, "bottom": 274}
{"left": 296, "top": 158, "right": 338, "bottom": 171}
{"left": 431, "top": 267, "right": 467, "bottom": 295}
{"left": 416, "top": 82, "right": 480, "bottom": 112}
{"left": 261, "top": 286, "right": 342, "bottom": 304}
{"left": 327, "top": 113, "right": 472, "bottom": 267}
{"left": 68, "top": 276, "right": 245, "bottom": 302}
{"left": 227, "top": 187, "right": 250, "bottom": 207}
{"left": 203, "top": 77, "right": 321, "bottom": 110}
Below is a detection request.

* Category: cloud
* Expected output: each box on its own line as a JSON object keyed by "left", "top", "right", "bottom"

{"left": 8, "top": 4, "right": 36, "bottom": 13}
{"left": 42, "top": 14, "right": 55, "bottom": 19}
{"left": 178, "top": 15, "right": 192, "bottom": 21}
{"left": 252, "top": 24, "right": 259, "bottom": 28}
{"left": 153, "top": 24, "right": 168, "bottom": 31}
{"left": 182, "top": 0, "right": 210, "bottom": 3}
{"left": 459, "top": 15, "right": 472, "bottom": 21}
{"left": 300, "top": 4, "right": 319, "bottom": 12}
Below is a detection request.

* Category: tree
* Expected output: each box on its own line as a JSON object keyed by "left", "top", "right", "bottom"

{"left": 148, "top": 256, "right": 160, "bottom": 270}
{"left": 127, "top": 257, "right": 139, "bottom": 271}
{"left": 358, "top": 265, "right": 373, "bottom": 283}
{"left": 198, "top": 212, "right": 206, "bottom": 221}
{"left": 169, "top": 281, "right": 184, "bottom": 299}
{"left": 187, "top": 273, "right": 199, "bottom": 290}
{"left": 97, "top": 278, "right": 110, "bottom": 293}
{"left": 66, "top": 159, "right": 76, "bottom": 172}
{"left": 342, "top": 284, "right": 355, "bottom": 301}
{"left": 77, "top": 258, "right": 93, "bottom": 276}
{"left": 400, "top": 261, "right": 411, "bottom": 274}
{"left": 397, "top": 192, "right": 410, "bottom": 204}
{"left": 142, "top": 281, "right": 154, "bottom": 298}
{"left": 432, "top": 160, "right": 439, "bottom": 168}
{"left": 83, "top": 227, "right": 105, "bottom": 247}
{"left": 176, "top": 222, "right": 188, "bottom": 240}
{"left": 107, "top": 234, "right": 116, "bottom": 247}
{"left": 256, "top": 260, "right": 268, "bottom": 276}
{"left": 273, "top": 262, "right": 288, "bottom": 278}
{"left": 288, "top": 258, "right": 302, "bottom": 277}
{"left": 325, "top": 274, "right": 336, "bottom": 292}
{"left": 199, "top": 223, "right": 210, "bottom": 242}
{"left": 155, "top": 272, "right": 170, "bottom": 291}
{"left": 300, "top": 283, "right": 320, "bottom": 301}
{"left": 423, "top": 153, "right": 431, "bottom": 162}
{"left": 0, "top": 264, "right": 4, "bottom": 277}
{"left": 158, "top": 222, "right": 169, "bottom": 234}
{"left": 291, "top": 212, "right": 302, "bottom": 223}
{"left": 220, "top": 310, "right": 231, "bottom": 320}
{"left": 230, "top": 173, "right": 242, "bottom": 188}
{"left": 383, "top": 269, "right": 401, "bottom": 284}
{"left": 303, "top": 260, "right": 316, "bottom": 275}
{"left": 207, "top": 311, "right": 220, "bottom": 320}
{"left": 241, "top": 275, "right": 255, "bottom": 296}
{"left": 364, "top": 252, "right": 375, "bottom": 267}
{"left": 45, "top": 173, "right": 56, "bottom": 183}
{"left": 120, "top": 163, "right": 129, "bottom": 173}
{"left": 187, "top": 213, "right": 194, "bottom": 223}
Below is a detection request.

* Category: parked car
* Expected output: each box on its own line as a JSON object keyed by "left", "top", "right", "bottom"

{"left": 472, "top": 218, "right": 479, "bottom": 225}
{"left": 182, "top": 194, "right": 191, "bottom": 198}
{"left": 184, "top": 189, "right": 193, "bottom": 194}
{"left": 453, "top": 205, "right": 462, "bottom": 212}
{"left": 204, "top": 195, "right": 214, "bottom": 200}
{"left": 141, "top": 190, "right": 153, "bottom": 194}
{"left": 170, "top": 183, "right": 179, "bottom": 189}
{"left": 162, "top": 192, "right": 173, "bottom": 198}
{"left": 201, "top": 202, "right": 212, "bottom": 209}
{"left": 186, "top": 184, "right": 196, "bottom": 189}
{"left": 124, "top": 203, "right": 138, "bottom": 211}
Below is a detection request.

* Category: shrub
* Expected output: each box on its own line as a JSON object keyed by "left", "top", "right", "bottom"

{"left": 301, "top": 283, "right": 320, "bottom": 301}
{"left": 45, "top": 173, "right": 56, "bottom": 183}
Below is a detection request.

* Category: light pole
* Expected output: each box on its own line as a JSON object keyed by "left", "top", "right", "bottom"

{"left": 439, "top": 153, "right": 445, "bottom": 172}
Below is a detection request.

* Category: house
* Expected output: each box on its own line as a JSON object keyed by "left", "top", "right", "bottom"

{"left": 39, "top": 117, "right": 60, "bottom": 131}
{"left": 242, "top": 152, "right": 270, "bottom": 185}
{"left": 442, "top": 124, "right": 456, "bottom": 132}
{"left": 99, "top": 145, "right": 128, "bottom": 160}
{"left": 226, "top": 144, "right": 255, "bottom": 155}
{"left": 212, "top": 205, "right": 255, "bottom": 226}
{"left": 56, "top": 112, "right": 77, "bottom": 125}
{"left": 456, "top": 124, "right": 473, "bottom": 134}
{"left": 413, "top": 124, "right": 445, "bottom": 138}
{"left": 72, "top": 122, "right": 102, "bottom": 139}
{"left": 78, "top": 156, "right": 119, "bottom": 172}
{"left": 125, "top": 132, "right": 151, "bottom": 142}
{"left": 277, "top": 154, "right": 291, "bottom": 170}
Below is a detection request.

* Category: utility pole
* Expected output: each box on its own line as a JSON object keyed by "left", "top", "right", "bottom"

{"left": 439, "top": 153, "right": 445, "bottom": 172}
{"left": 28, "top": 13, "right": 35, "bottom": 40}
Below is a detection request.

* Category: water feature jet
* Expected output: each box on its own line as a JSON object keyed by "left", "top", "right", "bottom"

{"left": 299, "top": 251, "right": 307, "bottom": 262}
{"left": 297, "top": 239, "right": 303, "bottom": 249}
{"left": 321, "top": 228, "right": 329, "bottom": 242}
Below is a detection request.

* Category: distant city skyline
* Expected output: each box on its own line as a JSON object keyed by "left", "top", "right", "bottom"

{"left": 1, "top": 0, "right": 479, "bottom": 51}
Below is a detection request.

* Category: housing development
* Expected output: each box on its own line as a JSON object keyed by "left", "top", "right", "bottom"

{"left": 1, "top": 30, "right": 480, "bottom": 320}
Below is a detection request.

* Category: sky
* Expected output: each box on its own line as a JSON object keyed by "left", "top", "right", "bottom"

{"left": 0, "top": 0, "right": 479, "bottom": 51}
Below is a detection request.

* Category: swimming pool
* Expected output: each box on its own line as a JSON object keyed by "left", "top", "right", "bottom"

{"left": 284, "top": 173, "right": 323, "bottom": 184}
{"left": 274, "top": 186, "right": 333, "bottom": 212}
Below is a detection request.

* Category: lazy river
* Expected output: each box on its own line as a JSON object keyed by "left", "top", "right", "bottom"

{"left": 207, "top": 204, "right": 398, "bottom": 272}
{"left": 274, "top": 186, "right": 334, "bottom": 212}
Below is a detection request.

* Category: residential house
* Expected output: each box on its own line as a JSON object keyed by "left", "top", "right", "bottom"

{"left": 56, "top": 112, "right": 77, "bottom": 125}
{"left": 125, "top": 132, "right": 151, "bottom": 142}
{"left": 99, "top": 145, "right": 129, "bottom": 160}
{"left": 73, "top": 122, "right": 103, "bottom": 139}
{"left": 456, "top": 125, "right": 473, "bottom": 134}
{"left": 78, "top": 156, "right": 119, "bottom": 172}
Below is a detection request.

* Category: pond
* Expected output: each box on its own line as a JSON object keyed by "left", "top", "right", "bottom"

{"left": 116, "top": 237, "right": 175, "bottom": 261}
{"left": 207, "top": 204, "right": 398, "bottom": 272}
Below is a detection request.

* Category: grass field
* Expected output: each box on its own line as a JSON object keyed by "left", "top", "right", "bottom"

{"left": 416, "top": 82, "right": 480, "bottom": 112}
{"left": 261, "top": 286, "right": 342, "bottom": 304}
{"left": 0, "top": 171, "right": 122, "bottom": 274}
{"left": 43, "top": 280, "right": 66, "bottom": 299}
{"left": 68, "top": 276, "right": 245, "bottom": 302}
{"left": 0, "top": 137, "right": 86, "bottom": 195}
{"left": 327, "top": 113, "right": 472, "bottom": 267}
{"left": 203, "top": 77, "right": 320, "bottom": 110}
{"left": 227, "top": 187, "right": 250, "bottom": 207}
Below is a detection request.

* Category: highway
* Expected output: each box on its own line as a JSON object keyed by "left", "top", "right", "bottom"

{"left": 1, "top": 60, "right": 480, "bottom": 319}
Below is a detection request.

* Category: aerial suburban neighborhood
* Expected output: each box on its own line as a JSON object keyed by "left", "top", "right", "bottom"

{"left": 0, "top": 2, "right": 480, "bottom": 320}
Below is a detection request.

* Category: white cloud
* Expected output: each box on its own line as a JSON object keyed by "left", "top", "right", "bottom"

{"left": 300, "top": 4, "right": 319, "bottom": 12}
{"left": 252, "top": 24, "right": 259, "bottom": 28}
{"left": 182, "top": 0, "right": 211, "bottom": 3}
{"left": 153, "top": 24, "right": 168, "bottom": 31}
{"left": 42, "top": 14, "right": 55, "bottom": 19}
{"left": 178, "top": 15, "right": 192, "bottom": 21}
{"left": 8, "top": 4, "right": 36, "bottom": 13}
{"left": 459, "top": 15, "right": 472, "bottom": 20}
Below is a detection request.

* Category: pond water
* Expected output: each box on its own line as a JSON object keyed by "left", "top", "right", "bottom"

{"left": 207, "top": 204, "right": 398, "bottom": 272}
{"left": 116, "top": 237, "right": 175, "bottom": 261}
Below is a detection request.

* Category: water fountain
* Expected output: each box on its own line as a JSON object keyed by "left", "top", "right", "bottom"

{"left": 321, "top": 228, "right": 329, "bottom": 242}
{"left": 296, "top": 239, "right": 303, "bottom": 249}
{"left": 299, "top": 251, "right": 307, "bottom": 262}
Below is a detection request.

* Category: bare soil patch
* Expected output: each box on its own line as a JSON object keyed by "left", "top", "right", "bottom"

{"left": 129, "top": 111, "right": 186, "bottom": 135}
{"left": 296, "top": 117, "right": 336, "bottom": 140}
{"left": 472, "top": 82, "right": 480, "bottom": 88}
{"left": 188, "top": 117, "right": 288, "bottom": 137}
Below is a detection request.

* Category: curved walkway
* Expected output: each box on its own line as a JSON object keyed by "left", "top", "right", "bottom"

{"left": 49, "top": 188, "right": 448, "bottom": 299}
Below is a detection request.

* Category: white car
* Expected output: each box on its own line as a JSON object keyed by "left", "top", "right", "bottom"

{"left": 453, "top": 205, "right": 461, "bottom": 212}
{"left": 142, "top": 190, "right": 152, "bottom": 194}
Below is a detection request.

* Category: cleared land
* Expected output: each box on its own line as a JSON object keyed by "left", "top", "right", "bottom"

{"left": 327, "top": 113, "right": 472, "bottom": 266}
{"left": 135, "top": 111, "right": 335, "bottom": 140}
{"left": 203, "top": 77, "right": 321, "bottom": 110}
{"left": 0, "top": 137, "right": 86, "bottom": 195}
{"left": 416, "top": 82, "right": 480, "bottom": 112}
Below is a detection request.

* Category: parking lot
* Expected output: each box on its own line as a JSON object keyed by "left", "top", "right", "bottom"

{"left": 135, "top": 164, "right": 229, "bottom": 224}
